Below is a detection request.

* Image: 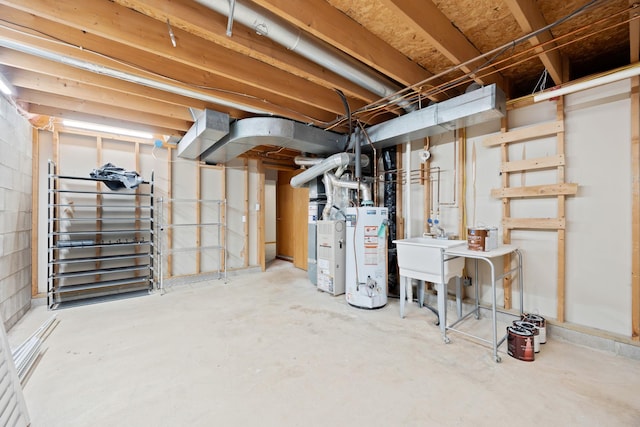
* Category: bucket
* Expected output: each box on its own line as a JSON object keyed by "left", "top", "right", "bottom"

{"left": 513, "top": 320, "right": 540, "bottom": 353}
{"left": 522, "top": 314, "right": 547, "bottom": 344}
{"left": 507, "top": 326, "right": 535, "bottom": 362}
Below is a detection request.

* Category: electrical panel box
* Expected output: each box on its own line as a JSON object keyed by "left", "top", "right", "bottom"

{"left": 316, "top": 220, "right": 346, "bottom": 295}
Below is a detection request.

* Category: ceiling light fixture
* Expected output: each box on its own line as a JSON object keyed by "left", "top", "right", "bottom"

{"left": 534, "top": 63, "right": 640, "bottom": 102}
{"left": 62, "top": 119, "right": 154, "bottom": 139}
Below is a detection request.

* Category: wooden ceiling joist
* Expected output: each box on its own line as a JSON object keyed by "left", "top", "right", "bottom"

{"left": 250, "top": 0, "right": 434, "bottom": 88}
{"left": 113, "top": 0, "right": 381, "bottom": 104}
{"left": 0, "top": 0, "right": 364, "bottom": 116}
{"left": 16, "top": 88, "right": 191, "bottom": 132}
{"left": 504, "top": 0, "right": 564, "bottom": 85}
{"left": 379, "top": 0, "right": 504, "bottom": 88}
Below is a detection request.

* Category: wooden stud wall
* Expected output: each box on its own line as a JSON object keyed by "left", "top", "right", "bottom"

{"left": 484, "top": 103, "right": 577, "bottom": 317}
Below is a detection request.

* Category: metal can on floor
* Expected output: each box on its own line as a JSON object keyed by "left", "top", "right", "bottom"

{"left": 513, "top": 320, "right": 540, "bottom": 353}
{"left": 522, "top": 314, "right": 547, "bottom": 344}
{"left": 507, "top": 326, "right": 535, "bottom": 362}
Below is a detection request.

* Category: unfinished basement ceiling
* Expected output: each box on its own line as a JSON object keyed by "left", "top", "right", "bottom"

{"left": 0, "top": 0, "right": 634, "bottom": 159}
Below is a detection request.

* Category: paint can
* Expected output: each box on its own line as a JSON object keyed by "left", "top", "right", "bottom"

{"left": 467, "top": 227, "right": 498, "bottom": 251}
{"left": 522, "top": 314, "right": 547, "bottom": 344}
{"left": 467, "top": 228, "right": 488, "bottom": 251}
{"left": 507, "top": 326, "right": 535, "bottom": 362}
{"left": 513, "top": 320, "right": 540, "bottom": 353}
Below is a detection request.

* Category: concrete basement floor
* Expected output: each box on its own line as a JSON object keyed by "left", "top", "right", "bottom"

{"left": 9, "top": 260, "right": 640, "bottom": 427}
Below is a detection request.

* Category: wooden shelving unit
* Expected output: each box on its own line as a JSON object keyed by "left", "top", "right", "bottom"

{"left": 47, "top": 161, "right": 155, "bottom": 309}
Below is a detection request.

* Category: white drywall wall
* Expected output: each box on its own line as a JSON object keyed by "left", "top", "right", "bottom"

{"left": 404, "top": 80, "right": 635, "bottom": 336}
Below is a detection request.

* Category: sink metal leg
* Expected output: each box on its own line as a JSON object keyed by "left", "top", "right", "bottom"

{"left": 418, "top": 280, "right": 425, "bottom": 308}
{"left": 436, "top": 281, "right": 449, "bottom": 343}
{"left": 455, "top": 276, "right": 462, "bottom": 318}
{"left": 399, "top": 275, "right": 406, "bottom": 318}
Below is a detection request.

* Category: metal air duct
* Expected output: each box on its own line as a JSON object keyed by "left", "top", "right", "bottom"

{"left": 201, "top": 117, "right": 346, "bottom": 164}
{"left": 365, "top": 84, "right": 506, "bottom": 148}
{"left": 177, "top": 109, "right": 229, "bottom": 159}
{"left": 194, "top": 0, "right": 402, "bottom": 99}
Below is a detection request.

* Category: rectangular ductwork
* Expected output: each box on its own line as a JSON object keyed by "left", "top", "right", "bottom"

{"left": 177, "top": 109, "right": 230, "bottom": 159}
{"left": 201, "top": 117, "right": 346, "bottom": 164}
{"left": 365, "top": 84, "right": 506, "bottom": 149}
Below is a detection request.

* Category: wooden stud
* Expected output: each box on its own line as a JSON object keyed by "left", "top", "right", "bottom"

{"left": 196, "top": 163, "right": 202, "bottom": 274}
{"left": 501, "top": 154, "right": 565, "bottom": 173}
{"left": 244, "top": 158, "right": 250, "bottom": 268}
{"left": 500, "top": 116, "right": 512, "bottom": 310}
{"left": 490, "top": 183, "right": 578, "bottom": 198}
{"left": 556, "top": 97, "right": 567, "bottom": 323}
{"left": 631, "top": 76, "right": 640, "bottom": 340}
{"left": 503, "top": 217, "right": 565, "bottom": 230}
{"left": 483, "top": 121, "right": 564, "bottom": 147}
{"left": 30, "top": 128, "right": 39, "bottom": 297}
{"left": 258, "top": 160, "right": 266, "bottom": 272}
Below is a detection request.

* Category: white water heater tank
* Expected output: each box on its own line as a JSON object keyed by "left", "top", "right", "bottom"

{"left": 344, "top": 207, "right": 388, "bottom": 309}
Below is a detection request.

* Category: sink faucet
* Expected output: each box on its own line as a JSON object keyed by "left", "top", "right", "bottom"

{"left": 432, "top": 219, "right": 446, "bottom": 239}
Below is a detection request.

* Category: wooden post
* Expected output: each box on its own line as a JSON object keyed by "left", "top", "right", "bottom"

{"left": 556, "top": 97, "right": 567, "bottom": 323}
{"left": 501, "top": 116, "right": 512, "bottom": 310}
{"left": 244, "top": 158, "right": 249, "bottom": 268}
{"left": 258, "top": 160, "right": 266, "bottom": 271}
{"left": 196, "top": 163, "right": 202, "bottom": 274}
{"left": 167, "top": 147, "right": 173, "bottom": 277}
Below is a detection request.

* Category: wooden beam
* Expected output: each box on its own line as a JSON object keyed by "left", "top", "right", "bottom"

{"left": 500, "top": 116, "right": 512, "bottom": 309}
{"left": 244, "top": 159, "right": 250, "bottom": 269}
{"left": 258, "top": 160, "right": 266, "bottom": 272}
{"left": 380, "top": 0, "right": 503, "bottom": 88}
{"left": 503, "top": 217, "right": 566, "bottom": 230}
{"left": 0, "top": 13, "right": 339, "bottom": 124}
{"left": 26, "top": 105, "right": 180, "bottom": 137}
{"left": 112, "top": 0, "right": 380, "bottom": 104}
{"left": 11, "top": 70, "right": 192, "bottom": 122}
{"left": 556, "top": 97, "right": 567, "bottom": 323}
{"left": 0, "top": 49, "right": 212, "bottom": 110}
{"left": 250, "top": 0, "right": 434, "bottom": 88}
{"left": 1, "top": 0, "right": 362, "bottom": 116}
{"left": 631, "top": 0, "right": 640, "bottom": 63}
{"left": 16, "top": 87, "right": 191, "bottom": 131}
{"left": 504, "top": 0, "right": 564, "bottom": 84}
{"left": 501, "top": 154, "right": 565, "bottom": 172}
{"left": 483, "top": 121, "right": 564, "bottom": 147}
{"left": 491, "top": 183, "right": 578, "bottom": 198}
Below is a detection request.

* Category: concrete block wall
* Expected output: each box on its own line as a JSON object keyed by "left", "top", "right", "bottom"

{"left": 0, "top": 96, "right": 32, "bottom": 329}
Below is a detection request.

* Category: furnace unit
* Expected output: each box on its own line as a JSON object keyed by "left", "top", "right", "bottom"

{"left": 316, "top": 220, "right": 346, "bottom": 295}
